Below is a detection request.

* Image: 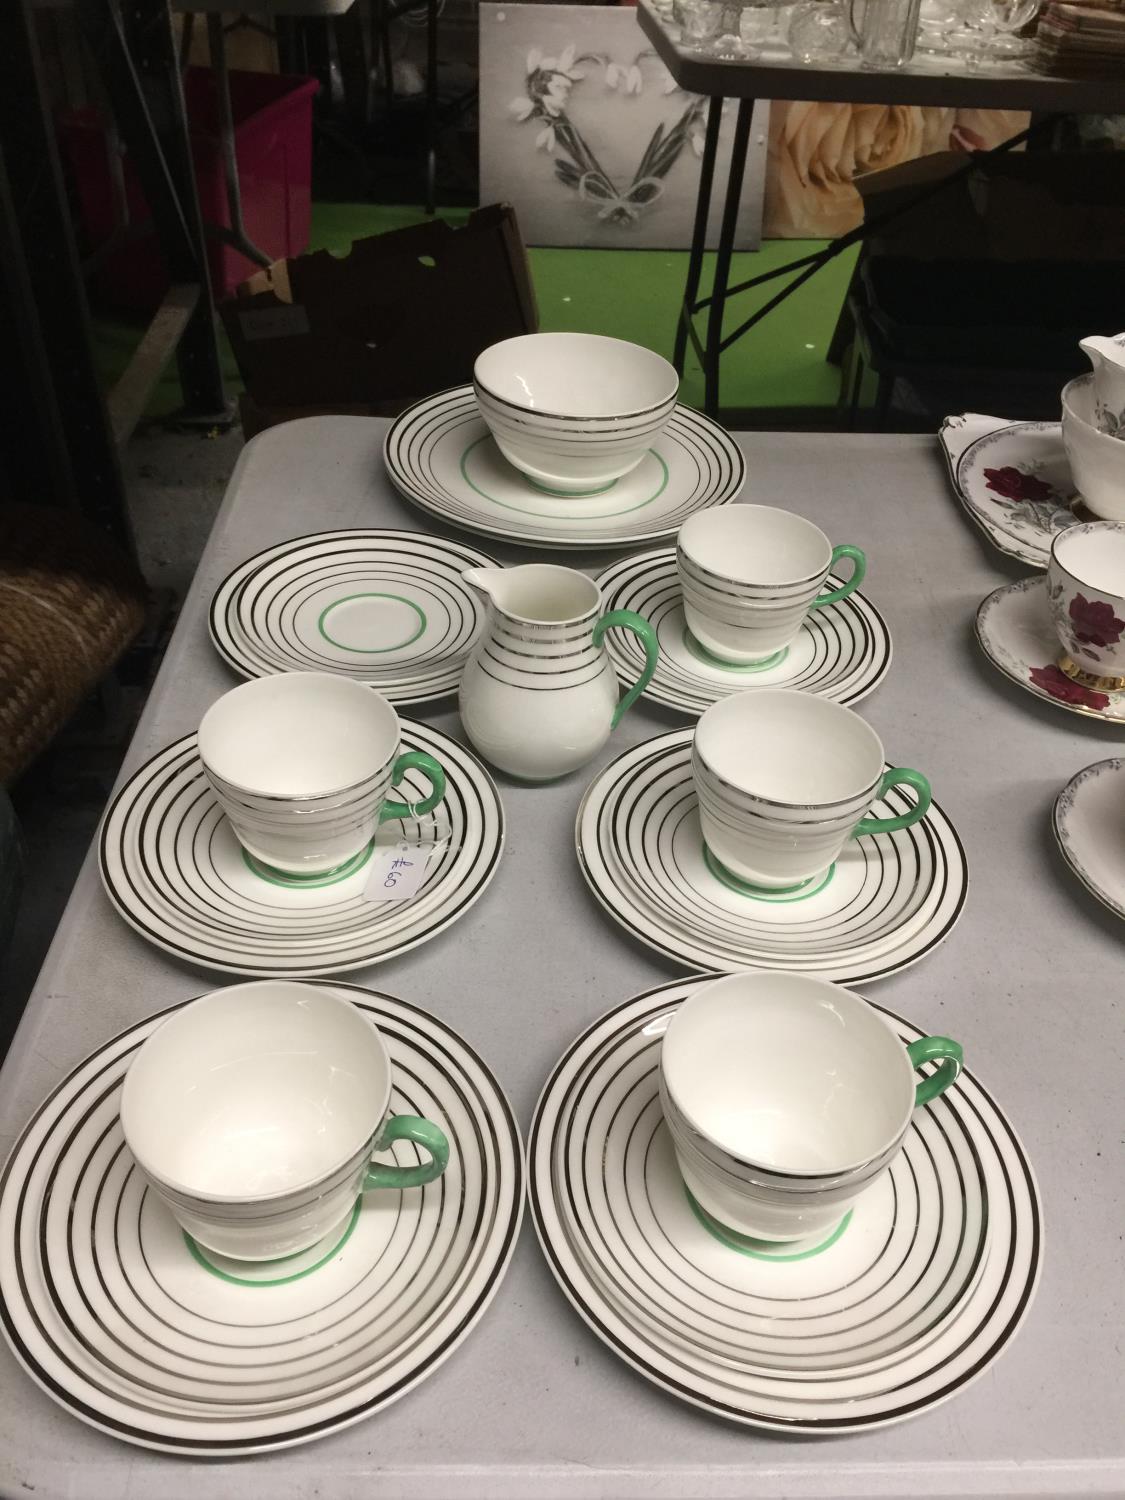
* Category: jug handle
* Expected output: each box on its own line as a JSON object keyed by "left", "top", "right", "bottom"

{"left": 593, "top": 610, "right": 660, "bottom": 728}
{"left": 846, "top": 0, "right": 863, "bottom": 43}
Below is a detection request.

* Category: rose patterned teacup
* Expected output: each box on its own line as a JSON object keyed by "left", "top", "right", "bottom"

{"left": 1047, "top": 521, "right": 1125, "bottom": 692}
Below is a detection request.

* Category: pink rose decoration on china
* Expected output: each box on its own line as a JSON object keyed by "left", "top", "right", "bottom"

{"left": 983, "top": 466, "right": 1059, "bottom": 505}
{"left": 1068, "top": 593, "right": 1125, "bottom": 648}
{"left": 1028, "top": 664, "right": 1111, "bottom": 712}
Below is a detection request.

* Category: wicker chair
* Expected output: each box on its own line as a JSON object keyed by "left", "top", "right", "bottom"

{"left": 0, "top": 504, "right": 147, "bottom": 785}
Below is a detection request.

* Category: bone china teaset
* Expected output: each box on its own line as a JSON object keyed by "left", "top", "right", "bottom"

{"left": 0, "top": 332, "right": 1048, "bottom": 1455}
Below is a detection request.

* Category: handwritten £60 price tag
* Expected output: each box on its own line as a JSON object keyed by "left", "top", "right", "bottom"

{"left": 362, "top": 840, "right": 436, "bottom": 903}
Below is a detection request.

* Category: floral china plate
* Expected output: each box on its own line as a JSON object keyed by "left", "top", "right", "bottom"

{"left": 974, "top": 576, "right": 1125, "bottom": 723}
{"left": 940, "top": 415, "right": 1080, "bottom": 569}
{"left": 1053, "top": 759, "right": 1125, "bottom": 921}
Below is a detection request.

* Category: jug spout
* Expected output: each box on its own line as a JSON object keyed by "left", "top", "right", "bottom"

{"left": 1079, "top": 335, "right": 1125, "bottom": 374}
{"left": 462, "top": 567, "right": 507, "bottom": 603}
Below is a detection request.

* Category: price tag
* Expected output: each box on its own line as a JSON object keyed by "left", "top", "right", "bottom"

{"left": 362, "top": 840, "right": 437, "bottom": 903}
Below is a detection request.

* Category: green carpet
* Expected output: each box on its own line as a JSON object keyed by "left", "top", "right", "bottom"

{"left": 92, "top": 200, "right": 857, "bottom": 418}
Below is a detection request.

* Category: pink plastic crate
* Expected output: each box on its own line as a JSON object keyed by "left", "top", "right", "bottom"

{"left": 60, "top": 68, "right": 319, "bottom": 314}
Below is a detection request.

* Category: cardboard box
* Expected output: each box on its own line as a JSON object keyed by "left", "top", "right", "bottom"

{"left": 221, "top": 204, "right": 538, "bottom": 433}
{"left": 856, "top": 150, "right": 1125, "bottom": 262}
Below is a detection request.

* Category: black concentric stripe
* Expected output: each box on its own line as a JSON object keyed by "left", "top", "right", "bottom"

{"left": 0, "top": 990, "right": 524, "bottom": 1451}
{"left": 56, "top": 1061, "right": 475, "bottom": 1402}
{"left": 576, "top": 731, "right": 968, "bottom": 985}
{"left": 594, "top": 551, "right": 890, "bottom": 713}
{"left": 49, "top": 1065, "right": 447, "bottom": 1402}
{"left": 382, "top": 387, "right": 743, "bottom": 547}
{"left": 136, "top": 742, "right": 470, "bottom": 944}
{"left": 239, "top": 549, "right": 478, "bottom": 678}
{"left": 616, "top": 756, "right": 934, "bottom": 953}
{"left": 566, "top": 1047, "right": 985, "bottom": 1373}
{"left": 528, "top": 979, "right": 1040, "bottom": 1431}
{"left": 599, "top": 738, "right": 940, "bottom": 954}
{"left": 557, "top": 999, "right": 982, "bottom": 1354}
{"left": 99, "top": 733, "right": 503, "bottom": 974}
{"left": 209, "top": 529, "right": 496, "bottom": 696}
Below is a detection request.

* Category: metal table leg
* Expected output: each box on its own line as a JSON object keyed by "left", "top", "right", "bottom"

{"left": 206, "top": 13, "right": 272, "bottom": 269}
{"left": 703, "top": 96, "right": 753, "bottom": 418}
{"left": 424, "top": 0, "right": 437, "bottom": 214}
{"left": 673, "top": 94, "right": 721, "bottom": 377}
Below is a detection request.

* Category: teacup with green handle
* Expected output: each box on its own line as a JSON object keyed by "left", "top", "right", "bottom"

{"left": 659, "top": 971, "right": 963, "bottom": 1243}
{"left": 677, "top": 504, "right": 866, "bottom": 667}
{"left": 198, "top": 673, "right": 444, "bottom": 878}
{"left": 692, "top": 689, "right": 931, "bottom": 895}
{"left": 122, "top": 981, "right": 450, "bottom": 1262}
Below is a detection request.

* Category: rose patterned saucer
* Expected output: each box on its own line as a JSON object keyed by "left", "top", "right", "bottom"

{"left": 1053, "top": 759, "right": 1125, "bottom": 921}
{"left": 975, "top": 577, "right": 1125, "bottom": 723}
{"left": 940, "top": 415, "right": 1081, "bottom": 569}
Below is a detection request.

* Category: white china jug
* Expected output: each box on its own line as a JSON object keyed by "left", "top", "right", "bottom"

{"left": 1079, "top": 334, "right": 1125, "bottom": 439}
{"left": 458, "top": 564, "right": 659, "bottom": 781}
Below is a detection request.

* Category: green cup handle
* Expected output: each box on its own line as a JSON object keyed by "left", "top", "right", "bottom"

{"left": 907, "top": 1036, "right": 964, "bottom": 1108}
{"left": 854, "top": 767, "right": 931, "bottom": 837}
{"left": 810, "top": 544, "right": 866, "bottom": 609}
{"left": 381, "top": 750, "right": 445, "bottom": 822}
{"left": 364, "top": 1114, "right": 450, "bottom": 1191}
{"left": 593, "top": 608, "right": 660, "bottom": 729}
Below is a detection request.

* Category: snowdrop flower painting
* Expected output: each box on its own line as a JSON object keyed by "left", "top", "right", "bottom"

{"left": 480, "top": 3, "right": 765, "bottom": 249}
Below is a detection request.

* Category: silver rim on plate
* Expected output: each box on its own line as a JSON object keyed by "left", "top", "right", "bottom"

{"left": 529, "top": 978, "right": 1042, "bottom": 1433}
{"left": 382, "top": 386, "right": 744, "bottom": 549}
{"left": 98, "top": 722, "right": 504, "bottom": 976}
{"left": 575, "top": 730, "right": 968, "bottom": 986}
{"left": 208, "top": 529, "right": 497, "bottom": 705}
{"left": 594, "top": 548, "right": 891, "bottom": 714}
{"left": 0, "top": 985, "right": 524, "bottom": 1455}
{"left": 1052, "top": 757, "right": 1125, "bottom": 919}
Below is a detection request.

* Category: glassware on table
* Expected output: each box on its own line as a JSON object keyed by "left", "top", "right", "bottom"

{"left": 847, "top": 0, "right": 922, "bottom": 66}
{"left": 681, "top": 0, "right": 725, "bottom": 48}
{"left": 787, "top": 0, "right": 850, "bottom": 62}
{"left": 738, "top": 0, "right": 778, "bottom": 55}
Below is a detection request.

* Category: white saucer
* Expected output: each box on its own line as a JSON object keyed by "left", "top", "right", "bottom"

{"left": 0, "top": 985, "right": 524, "bottom": 1455}
{"left": 940, "top": 415, "right": 1081, "bottom": 569}
{"left": 98, "top": 722, "right": 504, "bottom": 976}
{"left": 975, "top": 576, "right": 1125, "bottom": 723}
{"left": 383, "top": 386, "right": 744, "bottom": 549}
{"left": 1053, "top": 758, "right": 1125, "bottom": 920}
{"left": 529, "top": 979, "right": 1042, "bottom": 1434}
{"left": 594, "top": 547, "right": 891, "bottom": 715}
{"left": 209, "top": 529, "right": 497, "bottom": 705}
{"left": 575, "top": 730, "right": 968, "bottom": 986}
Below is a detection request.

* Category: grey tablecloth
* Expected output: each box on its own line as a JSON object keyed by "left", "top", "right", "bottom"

{"left": 2, "top": 419, "right": 1123, "bottom": 1499}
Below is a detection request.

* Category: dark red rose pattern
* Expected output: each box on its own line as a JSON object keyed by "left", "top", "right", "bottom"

{"left": 1068, "top": 592, "right": 1125, "bottom": 648}
{"left": 983, "top": 466, "right": 1058, "bottom": 504}
{"left": 1028, "top": 664, "right": 1111, "bottom": 712}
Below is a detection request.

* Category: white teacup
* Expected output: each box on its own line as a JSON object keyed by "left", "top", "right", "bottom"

{"left": 473, "top": 333, "right": 679, "bottom": 496}
{"left": 120, "top": 981, "right": 450, "bottom": 1260}
{"left": 660, "top": 971, "right": 963, "bottom": 1241}
{"left": 1048, "top": 520, "right": 1125, "bottom": 691}
{"left": 676, "top": 506, "right": 866, "bottom": 665}
{"left": 692, "top": 689, "right": 931, "bottom": 891}
{"left": 1062, "top": 375, "right": 1125, "bottom": 522}
{"left": 197, "top": 673, "right": 444, "bottom": 876}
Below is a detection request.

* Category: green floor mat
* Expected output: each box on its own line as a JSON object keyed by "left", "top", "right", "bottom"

{"left": 91, "top": 202, "right": 856, "bottom": 420}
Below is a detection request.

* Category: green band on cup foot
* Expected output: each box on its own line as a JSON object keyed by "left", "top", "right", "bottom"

{"left": 685, "top": 1187, "right": 852, "bottom": 1262}
{"left": 242, "top": 840, "right": 375, "bottom": 889}
{"left": 703, "top": 843, "right": 835, "bottom": 902}
{"left": 523, "top": 474, "right": 618, "bottom": 497}
{"left": 183, "top": 1198, "right": 362, "bottom": 1287}
{"left": 683, "top": 628, "right": 789, "bottom": 674}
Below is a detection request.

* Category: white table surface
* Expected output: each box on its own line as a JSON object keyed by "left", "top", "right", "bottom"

{"left": 2, "top": 418, "right": 1123, "bottom": 1500}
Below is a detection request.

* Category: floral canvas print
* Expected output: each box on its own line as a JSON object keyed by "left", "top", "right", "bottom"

{"left": 479, "top": 3, "right": 765, "bottom": 250}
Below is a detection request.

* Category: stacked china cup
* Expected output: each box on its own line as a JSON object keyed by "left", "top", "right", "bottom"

{"left": 198, "top": 671, "right": 445, "bottom": 878}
